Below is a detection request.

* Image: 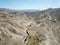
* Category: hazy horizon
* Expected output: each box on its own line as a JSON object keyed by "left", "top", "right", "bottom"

{"left": 0, "top": 0, "right": 60, "bottom": 10}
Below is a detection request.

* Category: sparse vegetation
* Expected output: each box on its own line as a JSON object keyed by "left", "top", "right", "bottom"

{"left": 0, "top": 8, "right": 60, "bottom": 45}
{"left": 26, "top": 34, "right": 39, "bottom": 45}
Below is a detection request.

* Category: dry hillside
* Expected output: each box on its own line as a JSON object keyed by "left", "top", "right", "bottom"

{"left": 0, "top": 8, "right": 60, "bottom": 45}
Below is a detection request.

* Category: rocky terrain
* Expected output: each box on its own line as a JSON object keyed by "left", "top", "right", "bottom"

{"left": 0, "top": 8, "right": 60, "bottom": 45}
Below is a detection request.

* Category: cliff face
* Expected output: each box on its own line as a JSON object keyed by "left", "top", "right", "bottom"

{"left": 0, "top": 8, "right": 60, "bottom": 45}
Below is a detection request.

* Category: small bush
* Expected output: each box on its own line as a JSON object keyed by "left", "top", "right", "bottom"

{"left": 26, "top": 35, "right": 39, "bottom": 45}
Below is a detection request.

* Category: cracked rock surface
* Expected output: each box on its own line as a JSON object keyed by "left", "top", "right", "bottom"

{"left": 0, "top": 8, "right": 60, "bottom": 45}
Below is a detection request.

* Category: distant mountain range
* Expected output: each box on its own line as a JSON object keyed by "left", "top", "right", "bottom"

{"left": 0, "top": 8, "right": 40, "bottom": 12}
{"left": 0, "top": 8, "right": 60, "bottom": 16}
{"left": 0, "top": 8, "right": 60, "bottom": 12}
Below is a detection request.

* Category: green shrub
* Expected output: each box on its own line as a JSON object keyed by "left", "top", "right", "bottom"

{"left": 26, "top": 34, "right": 39, "bottom": 45}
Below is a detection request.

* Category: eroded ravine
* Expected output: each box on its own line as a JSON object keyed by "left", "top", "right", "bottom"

{"left": 0, "top": 8, "right": 60, "bottom": 45}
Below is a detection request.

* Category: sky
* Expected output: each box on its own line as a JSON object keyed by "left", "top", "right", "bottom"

{"left": 0, "top": 0, "right": 60, "bottom": 10}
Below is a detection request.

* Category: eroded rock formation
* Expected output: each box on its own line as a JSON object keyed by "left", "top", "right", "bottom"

{"left": 0, "top": 8, "right": 60, "bottom": 45}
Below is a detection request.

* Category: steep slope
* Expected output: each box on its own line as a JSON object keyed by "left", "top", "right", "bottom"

{"left": 0, "top": 8, "right": 60, "bottom": 45}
